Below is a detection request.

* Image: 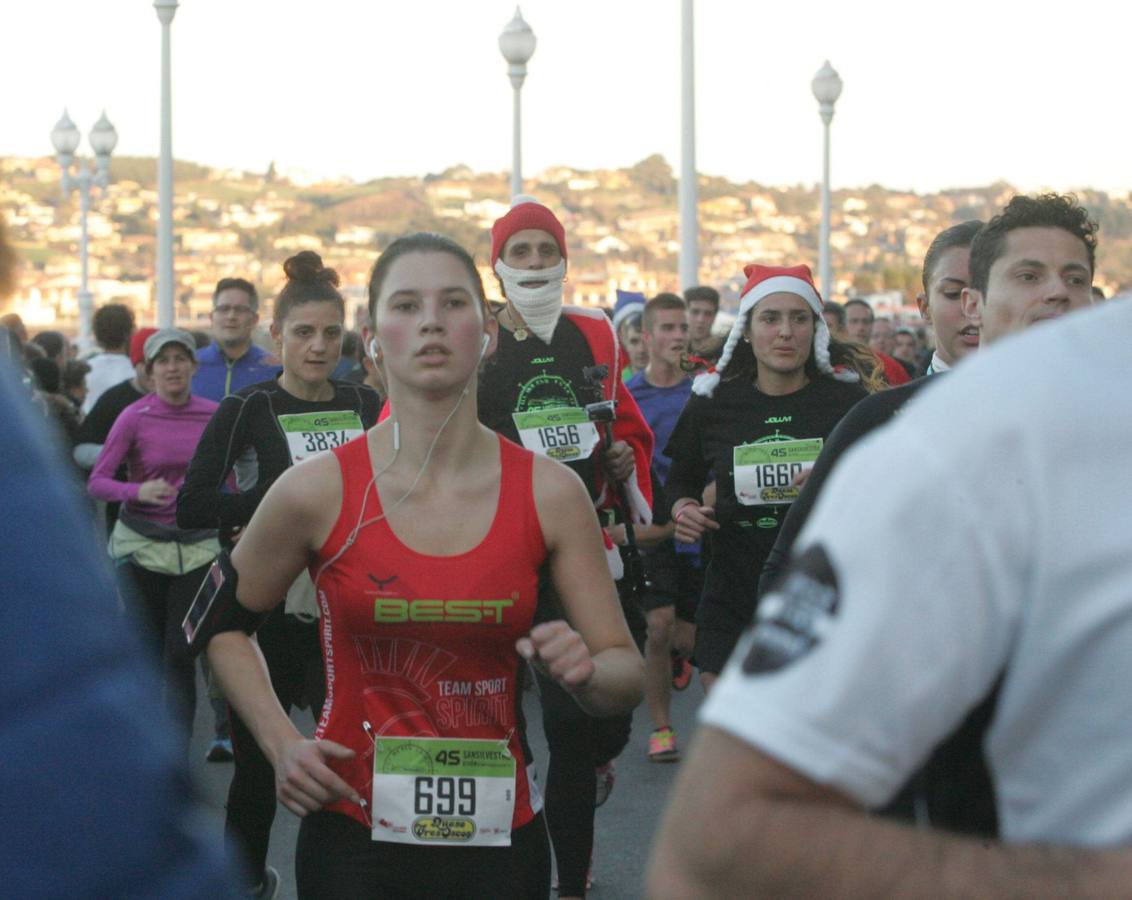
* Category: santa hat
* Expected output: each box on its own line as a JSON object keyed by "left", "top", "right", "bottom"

{"left": 691, "top": 263, "right": 858, "bottom": 397}
{"left": 490, "top": 195, "right": 568, "bottom": 266}
{"left": 612, "top": 289, "right": 646, "bottom": 332}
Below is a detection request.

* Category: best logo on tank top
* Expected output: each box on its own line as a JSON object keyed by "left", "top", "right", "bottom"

{"left": 373, "top": 595, "right": 518, "bottom": 624}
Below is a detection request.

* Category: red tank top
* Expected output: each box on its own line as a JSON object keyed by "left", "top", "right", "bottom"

{"left": 311, "top": 433, "right": 547, "bottom": 832}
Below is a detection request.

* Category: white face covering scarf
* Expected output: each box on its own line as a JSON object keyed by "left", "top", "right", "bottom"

{"left": 494, "top": 259, "right": 567, "bottom": 343}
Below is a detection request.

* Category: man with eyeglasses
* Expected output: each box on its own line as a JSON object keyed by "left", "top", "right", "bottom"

{"left": 193, "top": 278, "right": 278, "bottom": 402}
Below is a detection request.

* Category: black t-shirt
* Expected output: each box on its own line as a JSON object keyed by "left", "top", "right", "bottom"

{"left": 177, "top": 377, "right": 381, "bottom": 543}
{"left": 477, "top": 317, "right": 602, "bottom": 499}
{"left": 758, "top": 375, "right": 936, "bottom": 596}
{"left": 665, "top": 374, "right": 865, "bottom": 614}
{"left": 76, "top": 378, "right": 144, "bottom": 446}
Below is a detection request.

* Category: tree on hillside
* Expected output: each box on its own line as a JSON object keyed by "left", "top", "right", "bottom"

{"left": 628, "top": 155, "right": 676, "bottom": 197}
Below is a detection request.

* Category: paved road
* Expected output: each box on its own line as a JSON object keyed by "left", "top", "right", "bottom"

{"left": 190, "top": 668, "right": 705, "bottom": 899}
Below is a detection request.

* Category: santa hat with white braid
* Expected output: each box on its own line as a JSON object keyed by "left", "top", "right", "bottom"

{"left": 691, "top": 263, "right": 859, "bottom": 398}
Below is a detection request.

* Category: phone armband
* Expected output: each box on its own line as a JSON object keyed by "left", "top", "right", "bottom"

{"left": 182, "top": 551, "right": 270, "bottom": 656}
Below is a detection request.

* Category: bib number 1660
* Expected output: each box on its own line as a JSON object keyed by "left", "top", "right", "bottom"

{"left": 414, "top": 776, "right": 476, "bottom": 816}
{"left": 753, "top": 462, "right": 806, "bottom": 488}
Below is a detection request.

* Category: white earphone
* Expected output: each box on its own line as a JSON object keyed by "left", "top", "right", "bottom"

{"left": 480, "top": 333, "right": 491, "bottom": 357}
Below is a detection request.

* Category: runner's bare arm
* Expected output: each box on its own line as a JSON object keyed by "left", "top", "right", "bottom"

{"left": 648, "top": 726, "right": 1132, "bottom": 898}
{"left": 208, "top": 454, "right": 358, "bottom": 816}
{"left": 527, "top": 455, "right": 644, "bottom": 717}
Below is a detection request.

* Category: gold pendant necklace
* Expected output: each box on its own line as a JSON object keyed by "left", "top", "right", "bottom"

{"left": 506, "top": 306, "right": 528, "bottom": 341}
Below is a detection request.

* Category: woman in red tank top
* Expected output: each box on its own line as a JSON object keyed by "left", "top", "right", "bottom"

{"left": 207, "top": 233, "right": 644, "bottom": 899}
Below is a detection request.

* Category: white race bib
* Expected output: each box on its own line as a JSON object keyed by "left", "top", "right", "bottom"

{"left": 512, "top": 407, "right": 599, "bottom": 462}
{"left": 733, "top": 438, "right": 823, "bottom": 506}
{"left": 371, "top": 736, "right": 517, "bottom": 847}
{"left": 276, "top": 410, "right": 364, "bottom": 464}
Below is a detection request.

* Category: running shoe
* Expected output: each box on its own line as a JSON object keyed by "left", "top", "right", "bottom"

{"left": 648, "top": 727, "right": 679, "bottom": 762}
{"left": 594, "top": 760, "right": 616, "bottom": 808}
{"left": 671, "top": 655, "right": 693, "bottom": 691}
{"left": 248, "top": 866, "right": 279, "bottom": 900}
{"left": 206, "top": 736, "right": 234, "bottom": 762}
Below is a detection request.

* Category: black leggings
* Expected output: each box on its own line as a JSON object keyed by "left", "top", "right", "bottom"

{"left": 538, "top": 672, "right": 632, "bottom": 897}
{"left": 226, "top": 608, "right": 324, "bottom": 890}
{"left": 120, "top": 560, "right": 210, "bottom": 743}
{"left": 295, "top": 810, "right": 550, "bottom": 899}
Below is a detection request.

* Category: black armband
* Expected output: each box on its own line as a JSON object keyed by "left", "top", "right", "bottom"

{"left": 182, "top": 550, "right": 271, "bottom": 656}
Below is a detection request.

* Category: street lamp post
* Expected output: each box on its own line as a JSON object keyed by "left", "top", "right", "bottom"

{"left": 679, "top": 0, "right": 699, "bottom": 290}
{"left": 154, "top": 0, "right": 179, "bottom": 327}
{"left": 50, "top": 110, "right": 118, "bottom": 352}
{"left": 498, "top": 7, "right": 536, "bottom": 199}
{"left": 811, "top": 60, "right": 843, "bottom": 299}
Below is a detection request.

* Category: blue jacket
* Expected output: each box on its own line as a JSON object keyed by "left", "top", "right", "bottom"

{"left": 192, "top": 342, "right": 279, "bottom": 401}
{"left": 0, "top": 361, "right": 236, "bottom": 897}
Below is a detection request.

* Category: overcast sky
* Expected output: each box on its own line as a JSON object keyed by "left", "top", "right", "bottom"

{"left": 6, "top": 0, "right": 1129, "bottom": 195}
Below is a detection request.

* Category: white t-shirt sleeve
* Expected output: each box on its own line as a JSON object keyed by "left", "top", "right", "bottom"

{"left": 701, "top": 419, "right": 1032, "bottom": 808}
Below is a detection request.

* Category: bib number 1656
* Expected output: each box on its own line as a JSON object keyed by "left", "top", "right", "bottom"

{"left": 538, "top": 424, "right": 579, "bottom": 449}
{"left": 414, "top": 776, "right": 476, "bottom": 816}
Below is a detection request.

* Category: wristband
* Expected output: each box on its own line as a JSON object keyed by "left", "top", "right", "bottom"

{"left": 674, "top": 502, "right": 695, "bottom": 523}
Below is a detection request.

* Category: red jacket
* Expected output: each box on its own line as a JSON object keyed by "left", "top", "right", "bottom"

{"left": 876, "top": 352, "right": 911, "bottom": 386}
{"left": 562, "top": 306, "right": 654, "bottom": 525}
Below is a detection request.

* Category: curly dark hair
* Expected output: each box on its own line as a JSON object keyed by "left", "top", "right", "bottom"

{"left": 968, "top": 194, "right": 1097, "bottom": 295}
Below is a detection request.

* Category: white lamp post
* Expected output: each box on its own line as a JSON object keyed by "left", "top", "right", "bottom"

{"left": 51, "top": 110, "right": 118, "bottom": 352}
{"left": 678, "top": 0, "right": 699, "bottom": 290}
{"left": 499, "top": 7, "right": 536, "bottom": 199}
{"left": 154, "top": 0, "right": 179, "bottom": 327}
{"left": 811, "top": 60, "right": 843, "bottom": 299}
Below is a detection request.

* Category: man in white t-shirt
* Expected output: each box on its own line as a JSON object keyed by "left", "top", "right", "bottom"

{"left": 647, "top": 196, "right": 1132, "bottom": 896}
{"left": 82, "top": 303, "right": 135, "bottom": 415}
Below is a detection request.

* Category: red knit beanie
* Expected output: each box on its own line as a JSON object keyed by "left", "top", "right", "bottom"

{"left": 129, "top": 327, "right": 158, "bottom": 366}
{"left": 490, "top": 196, "right": 567, "bottom": 266}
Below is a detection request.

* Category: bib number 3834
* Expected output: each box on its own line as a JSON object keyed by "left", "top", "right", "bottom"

{"left": 512, "top": 407, "right": 599, "bottom": 462}
{"left": 371, "top": 737, "right": 516, "bottom": 847}
{"left": 277, "top": 411, "right": 364, "bottom": 464}
{"left": 733, "top": 438, "right": 823, "bottom": 506}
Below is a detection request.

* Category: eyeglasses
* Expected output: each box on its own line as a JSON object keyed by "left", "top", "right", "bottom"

{"left": 213, "top": 304, "right": 255, "bottom": 317}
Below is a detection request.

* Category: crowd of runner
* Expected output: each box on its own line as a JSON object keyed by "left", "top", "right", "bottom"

{"left": 1, "top": 190, "right": 1128, "bottom": 898}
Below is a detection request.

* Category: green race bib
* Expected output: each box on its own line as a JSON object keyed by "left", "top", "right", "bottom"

{"left": 371, "top": 736, "right": 517, "bottom": 847}
{"left": 276, "top": 410, "right": 364, "bottom": 464}
{"left": 733, "top": 437, "right": 823, "bottom": 506}
{"left": 511, "top": 407, "right": 599, "bottom": 462}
